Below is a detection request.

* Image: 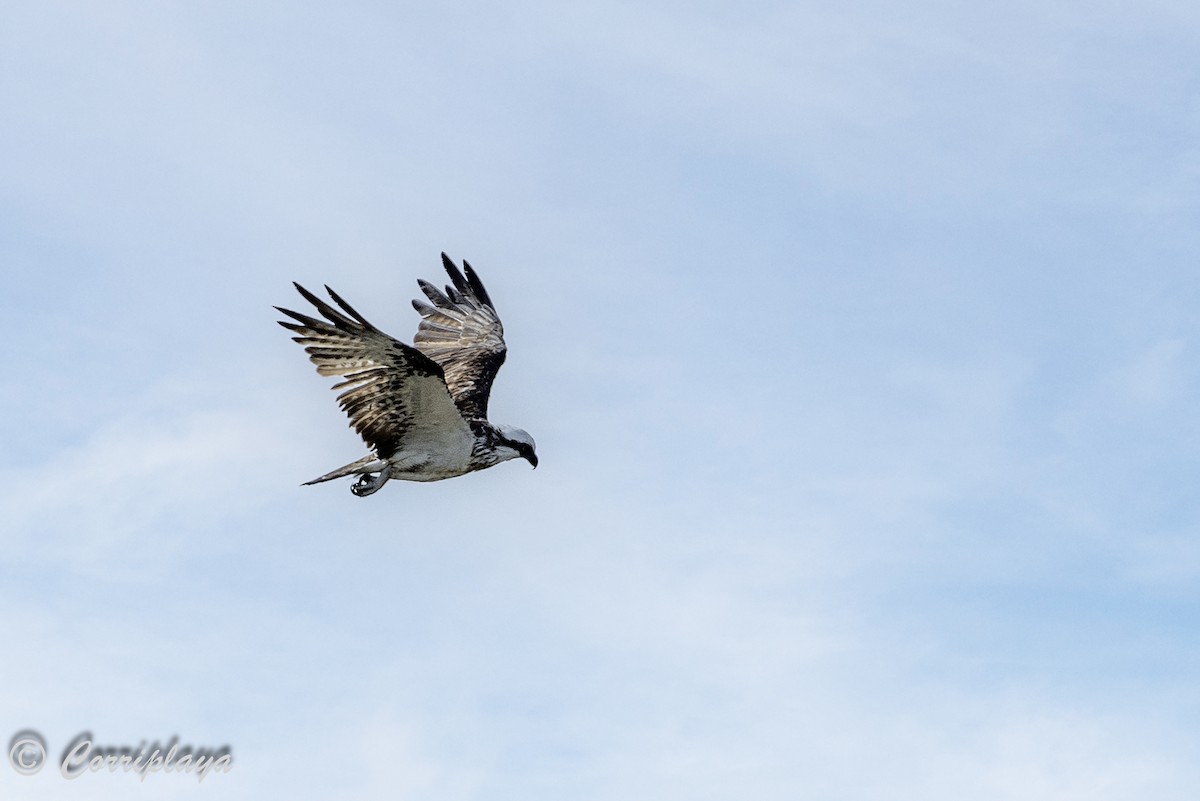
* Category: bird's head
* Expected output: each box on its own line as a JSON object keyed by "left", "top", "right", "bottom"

{"left": 493, "top": 425, "right": 538, "bottom": 469}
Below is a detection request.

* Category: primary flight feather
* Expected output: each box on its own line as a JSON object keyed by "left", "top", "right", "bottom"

{"left": 276, "top": 253, "right": 537, "bottom": 496}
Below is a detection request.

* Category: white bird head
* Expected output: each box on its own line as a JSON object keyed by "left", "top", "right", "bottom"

{"left": 493, "top": 424, "right": 538, "bottom": 468}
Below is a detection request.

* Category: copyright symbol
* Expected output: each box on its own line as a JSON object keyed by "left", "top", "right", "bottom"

{"left": 9, "top": 729, "right": 47, "bottom": 775}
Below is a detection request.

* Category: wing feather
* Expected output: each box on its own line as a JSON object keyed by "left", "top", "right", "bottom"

{"left": 277, "top": 283, "right": 468, "bottom": 458}
{"left": 411, "top": 253, "right": 508, "bottom": 421}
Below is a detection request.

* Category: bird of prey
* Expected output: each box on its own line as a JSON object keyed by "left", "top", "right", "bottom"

{"left": 276, "top": 253, "right": 537, "bottom": 496}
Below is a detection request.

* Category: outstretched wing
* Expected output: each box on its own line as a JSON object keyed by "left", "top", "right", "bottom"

{"left": 276, "top": 283, "right": 469, "bottom": 458}
{"left": 410, "top": 253, "right": 507, "bottom": 421}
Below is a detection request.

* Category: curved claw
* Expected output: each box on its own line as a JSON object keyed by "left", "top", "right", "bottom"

{"left": 351, "top": 468, "right": 391, "bottom": 497}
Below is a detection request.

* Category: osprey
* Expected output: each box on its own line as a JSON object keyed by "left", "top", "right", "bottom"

{"left": 276, "top": 253, "right": 537, "bottom": 496}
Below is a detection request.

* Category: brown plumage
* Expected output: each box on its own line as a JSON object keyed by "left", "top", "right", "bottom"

{"left": 411, "top": 253, "right": 508, "bottom": 423}
{"left": 275, "top": 253, "right": 536, "bottom": 496}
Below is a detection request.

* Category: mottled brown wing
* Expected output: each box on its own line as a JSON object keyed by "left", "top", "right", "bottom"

{"left": 276, "top": 283, "right": 469, "bottom": 459}
{"left": 410, "top": 253, "right": 508, "bottom": 422}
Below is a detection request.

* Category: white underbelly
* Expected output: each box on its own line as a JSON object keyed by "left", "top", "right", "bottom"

{"left": 386, "top": 427, "right": 475, "bottom": 482}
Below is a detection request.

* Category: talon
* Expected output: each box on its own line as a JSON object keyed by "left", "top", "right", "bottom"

{"left": 350, "top": 468, "right": 390, "bottom": 497}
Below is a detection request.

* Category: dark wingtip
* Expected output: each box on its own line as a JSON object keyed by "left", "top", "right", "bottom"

{"left": 462, "top": 260, "right": 495, "bottom": 308}
{"left": 439, "top": 252, "right": 470, "bottom": 295}
{"left": 322, "top": 284, "right": 374, "bottom": 329}
{"left": 418, "top": 278, "right": 451, "bottom": 307}
{"left": 292, "top": 282, "right": 323, "bottom": 307}
{"left": 440, "top": 252, "right": 457, "bottom": 279}
{"left": 275, "top": 304, "right": 323, "bottom": 328}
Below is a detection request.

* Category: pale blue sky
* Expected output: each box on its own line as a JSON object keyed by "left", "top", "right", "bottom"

{"left": 1, "top": 1, "right": 1198, "bottom": 799}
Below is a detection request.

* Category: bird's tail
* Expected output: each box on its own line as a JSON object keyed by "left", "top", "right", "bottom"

{"left": 302, "top": 455, "right": 383, "bottom": 485}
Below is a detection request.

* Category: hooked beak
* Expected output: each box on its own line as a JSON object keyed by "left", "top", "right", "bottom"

{"left": 525, "top": 452, "right": 538, "bottom": 469}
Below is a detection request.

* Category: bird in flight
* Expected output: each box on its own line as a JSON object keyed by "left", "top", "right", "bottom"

{"left": 276, "top": 253, "right": 537, "bottom": 496}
